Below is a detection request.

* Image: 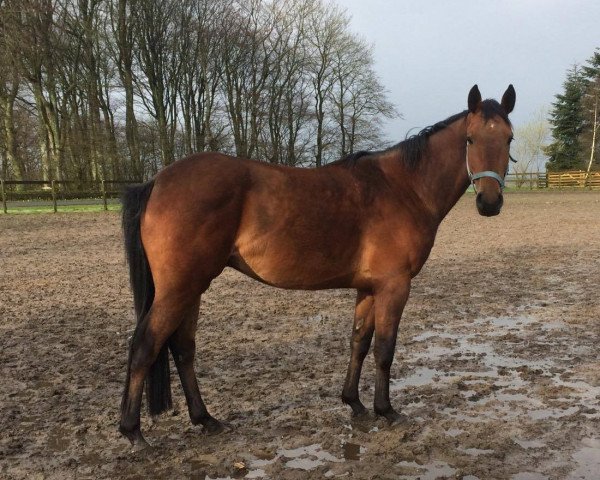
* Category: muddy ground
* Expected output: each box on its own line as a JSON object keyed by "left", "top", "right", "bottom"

{"left": 1, "top": 191, "right": 599, "bottom": 480}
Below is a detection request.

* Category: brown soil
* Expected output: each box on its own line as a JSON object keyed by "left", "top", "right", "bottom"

{"left": 1, "top": 191, "right": 599, "bottom": 480}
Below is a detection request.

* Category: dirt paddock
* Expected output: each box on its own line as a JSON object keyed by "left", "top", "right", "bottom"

{"left": 1, "top": 192, "right": 599, "bottom": 480}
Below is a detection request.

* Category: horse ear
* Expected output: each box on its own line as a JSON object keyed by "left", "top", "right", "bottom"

{"left": 468, "top": 85, "right": 481, "bottom": 113}
{"left": 501, "top": 84, "right": 516, "bottom": 114}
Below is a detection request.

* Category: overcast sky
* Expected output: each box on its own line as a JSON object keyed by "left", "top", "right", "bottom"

{"left": 335, "top": 0, "right": 599, "bottom": 140}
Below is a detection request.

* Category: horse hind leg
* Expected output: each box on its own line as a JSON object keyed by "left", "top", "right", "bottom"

{"left": 119, "top": 294, "right": 199, "bottom": 447}
{"left": 168, "top": 298, "right": 224, "bottom": 434}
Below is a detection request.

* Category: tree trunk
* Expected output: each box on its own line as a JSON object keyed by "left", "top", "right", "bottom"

{"left": 1, "top": 80, "right": 26, "bottom": 186}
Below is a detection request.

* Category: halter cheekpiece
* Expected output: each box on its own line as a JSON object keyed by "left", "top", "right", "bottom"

{"left": 466, "top": 141, "right": 517, "bottom": 192}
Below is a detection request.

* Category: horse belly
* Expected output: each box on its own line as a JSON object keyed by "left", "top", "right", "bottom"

{"left": 230, "top": 236, "right": 356, "bottom": 290}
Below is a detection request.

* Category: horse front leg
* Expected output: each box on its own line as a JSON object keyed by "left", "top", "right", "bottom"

{"left": 342, "top": 290, "right": 374, "bottom": 417}
{"left": 372, "top": 278, "right": 411, "bottom": 424}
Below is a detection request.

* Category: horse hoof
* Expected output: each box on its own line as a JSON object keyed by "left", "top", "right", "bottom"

{"left": 202, "top": 418, "right": 230, "bottom": 435}
{"left": 351, "top": 407, "right": 369, "bottom": 419}
{"left": 130, "top": 436, "right": 152, "bottom": 452}
{"left": 384, "top": 410, "right": 408, "bottom": 426}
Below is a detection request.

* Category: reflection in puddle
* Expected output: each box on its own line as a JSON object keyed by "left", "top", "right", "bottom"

{"left": 246, "top": 441, "right": 365, "bottom": 476}
{"left": 342, "top": 441, "right": 365, "bottom": 460}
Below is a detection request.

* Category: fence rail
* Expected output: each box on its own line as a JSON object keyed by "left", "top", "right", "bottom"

{"left": 545, "top": 171, "right": 600, "bottom": 189}
{"left": 0, "top": 179, "right": 141, "bottom": 213}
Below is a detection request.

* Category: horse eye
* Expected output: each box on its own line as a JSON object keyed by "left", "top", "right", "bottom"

{"left": 508, "top": 136, "right": 514, "bottom": 145}
{"left": 467, "top": 137, "right": 474, "bottom": 145}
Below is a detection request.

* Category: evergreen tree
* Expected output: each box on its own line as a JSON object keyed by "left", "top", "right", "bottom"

{"left": 580, "top": 49, "right": 600, "bottom": 172}
{"left": 545, "top": 66, "right": 586, "bottom": 171}
{"left": 581, "top": 48, "right": 600, "bottom": 80}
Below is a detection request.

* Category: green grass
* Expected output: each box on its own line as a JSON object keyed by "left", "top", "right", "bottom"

{"left": 1, "top": 204, "right": 121, "bottom": 214}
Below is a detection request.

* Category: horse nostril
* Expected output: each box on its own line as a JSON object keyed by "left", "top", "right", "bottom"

{"left": 476, "top": 192, "right": 484, "bottom": 208}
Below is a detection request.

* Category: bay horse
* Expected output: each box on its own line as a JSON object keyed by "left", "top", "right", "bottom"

{"left": 119, "top": 84, "right": 516, "bottom": 447}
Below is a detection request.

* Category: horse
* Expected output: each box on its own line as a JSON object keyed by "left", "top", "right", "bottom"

{"left": 119, "top": 84, "right": 516, "bottom": 447}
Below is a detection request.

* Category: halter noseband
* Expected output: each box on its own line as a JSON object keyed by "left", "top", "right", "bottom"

{"left": 466, "top": 141, "right": 517, "bottom": 192}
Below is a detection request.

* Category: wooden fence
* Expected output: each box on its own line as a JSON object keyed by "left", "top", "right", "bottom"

{"left": 545, "top": 171, "right": 600, "bottom": 189}
{"left": 0, "top": 179, "right": 141, "bottom": 213}
{"left": 477, "top": 172, "right": 599, "bottom": 190}
{"left": 504, "top": 172, "right": 547, "bottom": 189}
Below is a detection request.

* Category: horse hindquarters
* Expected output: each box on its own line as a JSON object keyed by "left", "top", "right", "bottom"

{"left": 120, "top": 162, "right": 243, "bottom": 446}
{"left": 120, "top": 181, "right": 173, "bottom": 445}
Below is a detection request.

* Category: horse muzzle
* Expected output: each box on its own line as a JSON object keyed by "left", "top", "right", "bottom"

{"left": 476, "top": 191, "right": 503, "bottom": 216}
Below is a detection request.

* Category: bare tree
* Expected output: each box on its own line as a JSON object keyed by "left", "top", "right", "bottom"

{"left": 257, "top": 0, "right": 311, "bottom": 165}
{"left": 12, "top": 0, "right": 67, "bottom": 181}
{"left": 0, "top": 0, "right": 400, "bottom": 182}
{"left": 0, "top": 2, "right": 25, "bottom": 182}
{"left": 511, "top": 108, "right": 549, "bottom": 186}
{"left": 221, "top": 0, "right": 277, "bottom": 159}
{"left": 330, "top": 32, "right": 398, "bottom": 158}
{"left": 109, "top": 0, "right": 141, "bottom": 177}
{"left": 133, "top": 0, "right": 185, "bottom": 166}
{"left": 305, "top": 1, "right": 346, "bottom": 166}
{"left": 177, "top": 0, "right": 229, "bottom": 156}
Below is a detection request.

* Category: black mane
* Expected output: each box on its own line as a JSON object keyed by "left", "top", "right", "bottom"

{"left": 330, "top": 99, "right": 511, "bottom": 169}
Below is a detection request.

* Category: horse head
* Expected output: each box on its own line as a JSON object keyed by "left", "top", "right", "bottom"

{"left": 465, "top": 84, "right": 516, "bottom": 216}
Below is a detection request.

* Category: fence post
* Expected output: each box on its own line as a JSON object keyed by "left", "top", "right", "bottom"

{"left": 1, "top": 179, "right": 7, "bottom": 214}
{"left": 101, "top": 179, "right": 108, "bottom": 211}
{"left": 51, "top": 180, "right": 57, "bottom": 213}
{"left": 529, "top": 171, "right": 533, "bottom": 190}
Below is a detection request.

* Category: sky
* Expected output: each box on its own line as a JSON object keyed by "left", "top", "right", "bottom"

{"left": 335, "top": 0, "right": 599, "bottom": 140}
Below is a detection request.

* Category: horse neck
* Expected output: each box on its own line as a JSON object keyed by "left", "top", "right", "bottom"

{"left": 409, "top": 118, "right": 470, "bottom": 223}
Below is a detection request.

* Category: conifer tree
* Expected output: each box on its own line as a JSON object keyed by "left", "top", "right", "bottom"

{"left": 545, "top": 66, "right": 586, "bottom": 171}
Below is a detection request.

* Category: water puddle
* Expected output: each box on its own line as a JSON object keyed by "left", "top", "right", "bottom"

{"left": 568, "top": 438, "right": 600, "bottom": 479}
{"left": 486, "top": 316, "right": 534, "bottom": 329}
{"left": 392, "top": 313, "right": 600, "bottom": 429}
{"left": 394, "top": 367, "right": 440, "bottom": 387}
{"left": 396, "top": 460, "right": 456, "bottom": 479}
{"left": 528, "top": 406, "right": 579, "bottom": 421}
{"left": 248, "top": 443, "right": 347, "bottom": 475}
{"left": 511, "top": 473, "right": 549, "bottom": 480}
{"left": 513, "top": 438, "right": 546, "bottom": 449}
{"left": 460, "top": 447, "right": 495, "bottom": 456}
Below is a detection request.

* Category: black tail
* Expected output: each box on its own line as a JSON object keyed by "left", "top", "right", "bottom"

{"left": 121, "top": 180, "right": 172, "bottom": 416}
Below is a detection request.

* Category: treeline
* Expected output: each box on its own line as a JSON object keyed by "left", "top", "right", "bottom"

{"left": 0, "top": 0, "right": 398, "bottom": 183}
{"left": 546, "top": 48, "right": 599, "bottom": 171}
